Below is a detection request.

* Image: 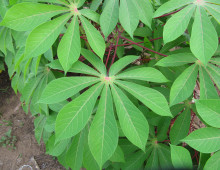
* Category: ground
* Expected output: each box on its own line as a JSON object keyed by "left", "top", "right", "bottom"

{"left": 0, "top": 71, "right": 64, "bottom": 170}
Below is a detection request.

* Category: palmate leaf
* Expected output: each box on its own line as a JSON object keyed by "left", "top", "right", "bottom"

{"left": 66, "top": 129, "right": 85, "bottom": 170}
{"left": 163, "top": 4, "right": 196, "bottom": 43}
{"left": 205, "top": 0, "right": 220, "bottom": 5}
{"left": 116, "top": 67, "right": 169, "bottom": 83}
{"left": 170, "top": 108, "right": 191, "bottom": 145}
{"left": 46, "top": 134, "right": 70, "bottom": 156}
{"left": 81, "top": 48, "right": 107, "bottom": 75}
{"left": 190, "top": 5, "right": 218, "bottom": 66}
{"left": 83, "top": 131, "right": 100, "bottom": 170}
{"left": 199, "top": 66, "right": 219, "bottom": 99}
{"left": 195, "top": 99, "right": 220, "bottom": 128}
{"left": 0, "top": 2, "right": 68, "bottom": 31}
{"left": 156, "top": 53, "right": 197, "bottom": 67}
{"left": 79, "top": 9, "right": 100, "bottom": 24}
{"left": 119, "top": 0, "right": 139, "bottom": 38}
{"left": 88, "top": 85, "right": 118, "bottom": 168}
{"left": 145, "top": 147, "right": 159, "bottom": 169}
{"left": 57, "top": 15, "right": 81, "bottom": 73}
{"left": 111, "top": 84, "right": 149, "bottom": 151}
{"left": 34, "top": 114, "right": 47, "bottom": 144}
{"left": 75, "top": 0, "right": 86, "bottom": 8}
{"left": 55, "top": 83, "right": 104, "bottom": 142}
{"left": 100, "top": 0, "right": 119, "bottom": 38}
{"left": 170, "top": 145, "right": 193, "bottom": 169}
{"left": 39, "top": 77, "right": 100, "bottom": 104}
{"left": 115, "top": 80, "right": 172, "bottom": 117}
{"left": 206, "top": 63, "right": 220, "bottom": 89}
{"left": 133, "top": 0, "right": 153, "bottom": 29}
{"left": 157, "top": 144, "right": 173, "bottom": 169}
{"left": 48, "top": 59, "right": 101, "bottom": 76}
{"left": 205, "top": 3, "right": 220, "bottom": 23}
{"left": 182, "top": 127, "right": 220, "bottom": 153}
{"left": 153, "top": 0, "right": 194, "bottom": 18}
{"left": 79, "top": 15, "right": 106, "bottom": 60}
{"left": 110, "top": 146, "right": 125, "bottom": 163}
{"left": 122, "top": 147, "right": 152, "bottom": 170}
{"left": 204, "top": 151, "right": 220, "bottom": 170}
{"left": 170, "top": 64, "right": 198, "bottom": 106}
{"left": 24, "top": 13, "right": 71, "bottom": 59}
{"left": 109, "top": 55, "right": 139, "bottom": 76}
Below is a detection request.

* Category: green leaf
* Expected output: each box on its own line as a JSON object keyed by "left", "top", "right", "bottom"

{"left": 0, "top": 0, "right": 8, "bottom": 18}
{"left": 66, "top": 130, "right": 85, "bottom": 170}
{"left": 88, "top": 85, "right": 118, "bottom": 167}
{"left": 170, "top": 109, "right": 191, "bottom": 145}
{"left": 81, "top": 48, "right": 107, "bottom": 75}
{"left": 0, "top": 2, "right": 68, "bottom": 31}
{"left": 204, "top": 151, "right": 220, "bottom": 170}
{"left": 210, "top": 57, "right": 220, "bottom": 65}
{"left": 34, "top": 115, "right": 47, "bottom": 144}
{"left": 44, "top": 113, "right": 57, "bottom": 133}
{"left": 196, "top": 99, "right": 220, "bottom": 128}
{"left": 111, "top": 84, "right": 149, "bottom": 151}
{"left": 163, "top": 4, "right": 195, "bottom": 43}
{"left": 109, "top": 55, "right": 139, "bottom": 76}
{"left": 199, "top": 153, "right": 211, "bottom": 170}
{"left": 79, "top": 9, "right": 100, "bottom": 24}
{"left": 170, "top": 145, "right": 193, "bottom": 169}
{"left": 206, "top": 63, "right": 220, "bottom": 89}
{"left": 119, "top": 0, "right": 139, "bottom": 38}
{"left": 116, "top": 67, "right": 169, "bottom": 83}
{"left": 156, "top": 53, "right": 197, "bottom": 67}
{"left": 47, "top": 135, "right": 70, "bottom": 156}
{"left": 83, "top": 134, "right": 100, "bottom": 170}
{"left": 39, "top": 77, "right": 99, "bottom": 104}
{"left": 157, "top": 117, "right": 170, "bottom": 142}
{"left": 205, "top": 0, "right": 220, "bottom": 5}
{"left": 75, "top": 0, "right": 86, "bottom": 8}
{"left": 55, "top": 83, "right": 103, "bottom": 141}
{"left": 199, "top": 66, "right": 219, "bottom": 99}
{"left": 145, "top": 147, "right": 159, "bottom": 169}
{"left": 170, "top": 64, "right": 198, "bottom": 106}
{"left": 190, "top": 6, "right": 218, "bottom": 66}
{"left": 157, "top": 144, "right": 173, "bottom": 169}
{"left": 205, "top": 3, "right": 220, "bottom": 24}
{"left": 153, "top": 0, "right": 194, "bottom": 18}
{"left": 100, "top": 0, "right": 119, "bottom": 38}
{"left": 25, "top": 13, "right": 71, "bottom": 59}
{"left": 122, "top": 147, "right": 152, "bottom": 170}
{"left": 48, "top": 59, "right": 101, "bottom": 76}
{"left": 90, "top": 0, "right": 102, "bottom": 11}
{"left": 22, "top": 74, "right": 44, "bottom": 106}
{"left": 115, "top": 80, "right": 172, "bottom": 117}
{"left": 182, "top": 127, "right": 220, "bottom": 153}
{"left": 79, "top": 15, "right": 106, "bottom": 60}
{"left": 110, "top": 146, "right": 125, "bottom": 163}
{"left": 133, "top": 0, "right": 153, "bottom": 29}
{"left": 58, "top": 15, "right": 81, "bottom": 73}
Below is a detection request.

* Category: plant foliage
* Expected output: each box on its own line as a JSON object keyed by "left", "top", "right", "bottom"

{"left": 0, "top": 0, "right": 220, "bottom": 169}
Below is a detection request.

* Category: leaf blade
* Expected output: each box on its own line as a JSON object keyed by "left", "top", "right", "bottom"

{"left": 88, "top": 85, "right": 119, "bottom": 167}
{"left": 79, "top": 15, "right": 106, "bottom": 60}
{"left": 55, "top": 83, "right": 103, "bottom": 141}
{"left": 58, "top": 15, "right": 81, "bottom": 73}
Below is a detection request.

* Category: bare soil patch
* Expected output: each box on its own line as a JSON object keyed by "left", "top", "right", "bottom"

{"left": 0, "top": 71, "right": 64, "bottom": 170}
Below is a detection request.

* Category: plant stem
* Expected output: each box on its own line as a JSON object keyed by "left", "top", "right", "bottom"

{"left": 119, "top": 36, "right": 167, "bottom": 57}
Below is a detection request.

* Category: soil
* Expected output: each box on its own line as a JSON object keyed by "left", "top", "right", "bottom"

{"left": 0, "top": 71, "right": 65, "bottom": 170}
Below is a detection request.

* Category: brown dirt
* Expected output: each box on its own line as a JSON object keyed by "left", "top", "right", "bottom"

{"left": 0, "top": 71, "right": 64, "bottom": 170}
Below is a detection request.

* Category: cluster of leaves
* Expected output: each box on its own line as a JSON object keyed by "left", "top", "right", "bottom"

{"left": 0, "top": 0, "right": 220, "bottom": 169}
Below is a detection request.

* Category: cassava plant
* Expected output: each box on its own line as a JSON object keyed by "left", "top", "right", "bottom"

{"left": 0, "top": 0, "right": 220, "bottom": 169}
